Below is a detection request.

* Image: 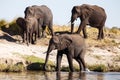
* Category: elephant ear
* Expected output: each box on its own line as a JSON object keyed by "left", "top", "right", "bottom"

{"left": 52, "top": 35, "right": 60, "bottom": 44}
{"left": 16, "top": 17, "right": 26, "bottom": 29}
{"left": 81, "top": 4, "right": 93, "bottom": 19}
{"left": 58, "top": 35, "right": 72, "bottom": 50}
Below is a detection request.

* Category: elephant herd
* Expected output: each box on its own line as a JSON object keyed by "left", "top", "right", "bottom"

{"left": 16, "top": 5, "right": 54, "bottom": 45}
{"left": 16, "top": 4, "right": 107, "bottom": 72}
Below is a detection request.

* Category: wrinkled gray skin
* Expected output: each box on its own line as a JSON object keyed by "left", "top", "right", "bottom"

{"left": 16, "top": 17, "right": 26, "bottom": 43}
{"left": 24, "top": 5, "right": 54, "bottom": 38}
{"left": 43, "top": 34, "right": 86, "bottom": 72}
{"left": 71, "top": 4, "right": 107, "bottom": 39}
{"left": 25, "top": 17, "right": 38, "bottom": 45}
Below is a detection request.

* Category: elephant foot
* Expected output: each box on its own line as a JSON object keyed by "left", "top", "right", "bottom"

{"left": 41, "top": 35, "right": 47, "bottom": 38}
{"left": 32, "top": 41, "right": 37, "bottom": 44}
{"left": 43, "top": 65, "right": 47, "bottom": 71}
{"left": 84, "top": 35, "right": 88, "bottom": 39}
{"left": 75, "top": 31, "right": 80, "bottom": 34}
{"left": 97, "top": 37, "right": 103, "bottom": 40}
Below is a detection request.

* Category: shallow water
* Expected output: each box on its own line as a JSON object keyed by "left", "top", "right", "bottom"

{"left": 0, "top": 71, "right": 120, "bottom": 80}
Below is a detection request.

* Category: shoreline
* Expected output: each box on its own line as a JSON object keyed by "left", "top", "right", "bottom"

{"left": 0, "top": 38, "right": 119, "bottom": 72}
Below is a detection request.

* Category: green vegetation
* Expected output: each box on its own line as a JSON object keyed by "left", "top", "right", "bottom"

{"left": 87, "top": 64, "right": 108, "bottom": 72}
{"left": 23, "top": 55, "right": 55, "bottom": 71}
{"left": 0, "top": 63, "right": 25, "bottom": 72}
{"left": 0, "top": 19, "right": 120, "bottom": 72}
{"left": 0, "top": 19, "right": 7, "bottom": 29}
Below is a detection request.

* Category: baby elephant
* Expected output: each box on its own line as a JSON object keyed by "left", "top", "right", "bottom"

{"left": 25, "top": 17, "right": 38, "bottom": 45}
{"left": 43, "top": 34, "right": 86, "bottom": 72}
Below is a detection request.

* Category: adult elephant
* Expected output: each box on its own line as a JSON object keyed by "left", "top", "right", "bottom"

{"left": 43, "top": 34, "right": 86, "bottom": 72}
{"left": 16, "top": 17, "right": 26, "bottom": 43}
{"left": 71, "top": 4, "right": 107, "bottom": 39}
{"left": 25, "top": 17, "right": 38, "bottom": 45}
{"left": 24, "top": 5, "right": 54, "bottom": 38}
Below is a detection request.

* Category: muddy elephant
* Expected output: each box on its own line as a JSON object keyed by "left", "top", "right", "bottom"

{"left": 43, "top": 34, "right": 86, "bottom": 72}
{"left": 24, "top": 5, "right": 54, "bottom": 38}
{"left": 71, "top": 4, "right": 107, "bottom": 39}
{"left": 16, "top": 17, "right": 26, "bottom": 43}
{"left": 25, "top": 17, "right": 38, "bottom": 45}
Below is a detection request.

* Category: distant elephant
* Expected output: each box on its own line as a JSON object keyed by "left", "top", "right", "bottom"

{"left": 16, "top": 17, "right": 26, "bottom": 43}
{"left": 43, "top": 34, "right": 86, "bottom": 72}
{"left": 25, "top": 17, "right": 38, "bottom": 45}
{"left": 71, "top": 4, "right": 107, "bottom": 39}
{"left": 24, "top": 5, "right": 54, "bottom": 38}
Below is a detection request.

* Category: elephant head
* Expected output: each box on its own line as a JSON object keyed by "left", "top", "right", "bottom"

{"left": 24, "top": 6, "right": 35, "bottom": 18}
{"left": 70, "top": 4, "right": 93, "bottom": 33}
{"left": 43, "top": 34, "right": 72, "bottom": 70}
{"left": 47, "top": 34, "right": 72, "bottom": 52}
{"left": 16, "top": 17, "right": 26, "bottom": 31}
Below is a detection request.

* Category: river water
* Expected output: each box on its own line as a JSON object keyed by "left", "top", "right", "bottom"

{"left": 0, "top": 71, "right": 120, "bottom": 80}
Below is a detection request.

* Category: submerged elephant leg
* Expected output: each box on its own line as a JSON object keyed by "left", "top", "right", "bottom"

{"left": 56, "top": 52, "right": 63, "bottom": 71}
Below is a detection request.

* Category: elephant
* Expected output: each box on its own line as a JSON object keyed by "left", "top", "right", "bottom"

{"left": 71, "top": 4, "right": 107, "bottom": 39}
{"left": 16, "top": 17, "right": 26, "bottom": 43}
{"left": 24, "top": 5, "right": 54, "bottom": 38}
{"left": 25, "top": 17, "right": 38, "bottom": 45}
{"left": 43, "top": 34, "right": 86, "bottom": 72}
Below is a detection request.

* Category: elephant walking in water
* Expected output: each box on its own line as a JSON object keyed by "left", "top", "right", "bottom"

{"left": 43, "top": 34, "right": 86, "bottom": 72}
{"left": 24, "top": 5, "right": 54, "bottom": 38}
{"left": 71, "top": 4, "right": 107, "bottom": 39}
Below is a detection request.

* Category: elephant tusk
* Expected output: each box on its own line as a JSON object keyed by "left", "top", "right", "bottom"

{"left": 67, "top": 21, "right": 71, "bottom": 24}
{"left": 71, "top": 21, "right": 74, "bottom": 24}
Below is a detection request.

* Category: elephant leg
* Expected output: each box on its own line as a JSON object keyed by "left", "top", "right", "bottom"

{"left": 75, "top": 58, "right": 82, "bottom": 71}
{"left": 43, "top": 52, "right": 50, "bottom": 71}
{"left": 67, "top": 54, "right": 74, "bottom": 72}
{"left": 80, "top": 58, "right": 86, "bottom": 71}
{"left": 34, "top": 32, "right": 37, "bottom": 44}
{"left": 56, "top": 51, "right": 63, "bottom": 71}
{"left": 32, "top": 33, "right": 35, "bottom": 44}
{"left": 101, "top": 28, "right": 104, "bottom": 39}
{"left": 42, "top": 26, "right": 47, "bottom": 38}
{"left": 26, "top": 32, "right": 29, "bottom": 46}
{"left": 38, "top": 24, "right": 42, "bottom": 38}
{"left": 79, "top": 54, "right": 86, "bottom": 71}
{"left": 82, "top": 26, "right": 87, "bottom": 38}
{"left": 23, "top": 31, "right": 26, "bottom": 43}
{"left": 48, "top": 22, "right": 54, "bottom": 36}
{"left": 76, "top": 21, "right": 86, "bottom": 34}
{"left": 30, "top": 32, "right": 33, "bottom": 44}
{"left": 71, "top": 23, "right": 74, "bottom": 33}
{"left": 98, "top": 27, "right": 104, "bottom": 40}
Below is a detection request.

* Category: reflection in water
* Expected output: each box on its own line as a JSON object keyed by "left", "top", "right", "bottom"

{"left": 56, "top": 72, "right": 86, "bottom": 80}
{"left": 0, "top": 71, "right": 120, "bottom": 80}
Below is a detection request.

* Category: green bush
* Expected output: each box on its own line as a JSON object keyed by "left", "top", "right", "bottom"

{"left": 0, "top": 19, "right": 7, "bottom": 28}
{"left": 88, "top": 64, "right": 108, "bottom": 72}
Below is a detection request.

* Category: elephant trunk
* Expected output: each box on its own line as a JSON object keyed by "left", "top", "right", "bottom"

{"left": 71, "top": 17, "right": 75, "bottom": 33}
{"left": 43, "top": 44, "right": 55, "bottom": 71}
